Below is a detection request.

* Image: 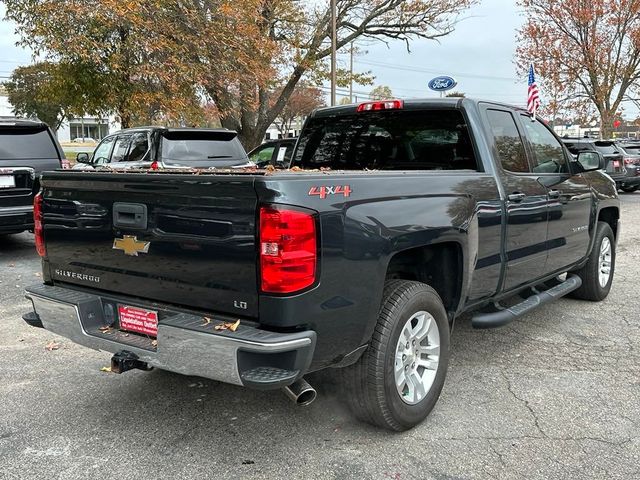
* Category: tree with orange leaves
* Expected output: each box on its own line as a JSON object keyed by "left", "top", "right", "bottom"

{"left": 516, "top": 1, "right": 640, "bottom": 138}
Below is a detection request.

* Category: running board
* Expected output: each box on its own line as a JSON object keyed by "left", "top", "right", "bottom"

{"left": 471, "top": 275, "right": 582, "bottom": 329}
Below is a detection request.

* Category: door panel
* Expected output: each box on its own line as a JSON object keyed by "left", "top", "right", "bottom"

{"left": 484, "top": 108, "right": 550, "bottom": 290}
{"left": 520, "top": 115, "right": 593, "bottom": 270}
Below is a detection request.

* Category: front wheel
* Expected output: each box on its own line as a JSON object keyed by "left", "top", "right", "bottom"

{"left": 621, "top": 185, "right": 639, "bottom": 193}
{"left": 571, "top": 221, "right": 616, "bottom": 301}
{"left": 342, "top": 280, "right": 450, "bottom": 431}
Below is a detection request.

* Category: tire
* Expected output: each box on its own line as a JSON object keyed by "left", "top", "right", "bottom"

{"left": 621, "top": 185, "right": 639, "bottom": 193}
{"left": 341, "top": 280, "right": 450, "bottom": 431}
{"left": 571, "top": 221, "right": 615, "bottom": 301}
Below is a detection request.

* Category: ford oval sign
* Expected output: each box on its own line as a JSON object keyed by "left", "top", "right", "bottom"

{"left": 428, "top": 76, "right": 457, "bottom": 92}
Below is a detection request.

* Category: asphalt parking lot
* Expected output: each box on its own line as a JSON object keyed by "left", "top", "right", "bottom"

{"left": 1, "top": 197, "right": 639, "bottom": 480}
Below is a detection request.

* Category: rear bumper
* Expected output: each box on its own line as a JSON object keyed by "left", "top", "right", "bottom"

{"left": 0, "top": 205, "right": 33, "bottom": 232}
{"left": 25, "top": 284, "right": 316, "bottom": 390}
{"left": 621, "top": 174, "right": 640, "bottom": 186}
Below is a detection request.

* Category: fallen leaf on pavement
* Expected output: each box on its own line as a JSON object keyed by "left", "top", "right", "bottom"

{"left": 100, "top": 366, "right": 112, "bottom": 373}
{"left": 151, "top": 340, "right": 158, "bottom": 347}
{"left": 34, "top": 272, "right": 42, "bottom": 277}
{"left": 45, "top": 341, "right": 60, "bottom": 351}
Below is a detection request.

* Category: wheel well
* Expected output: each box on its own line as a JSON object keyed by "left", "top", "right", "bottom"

{"left": 385, "top": 243, "right": 463, "bottom": 314}
{"left": 598, "top": 207, "right": 619, "bottom": 239}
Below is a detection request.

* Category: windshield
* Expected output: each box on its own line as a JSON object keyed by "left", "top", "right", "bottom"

{"left": 619, "top": 144, "right": 640, "bottom": 155}
{"left": 594, "top": 142, "right": 620, "bottom": 155}
{"left": 160, "top": 131, "right": 247, "bottom": 165}
{"left": 0, "top": 126, "right": 59, "bottom": 160}
{"left": 562, "top": 142, "right": 593, "bottom": 154}
{"left": 292, "top": 109, "right": 478, "bottom": 171}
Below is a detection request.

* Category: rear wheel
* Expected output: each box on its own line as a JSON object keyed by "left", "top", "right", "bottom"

{"left": 571, "top": 221, "right": 615, "bottom": 301}
{"left": 342, "top": 280, "right": 450, "bottom": 431}
{"left": 621, "top": 185, "right": 639, "bottom": 193}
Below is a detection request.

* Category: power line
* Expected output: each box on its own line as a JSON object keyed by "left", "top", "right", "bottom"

{"left": 355, "top": 59, "right": 519, "bottom": 82}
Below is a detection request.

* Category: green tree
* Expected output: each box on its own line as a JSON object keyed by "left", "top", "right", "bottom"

{"left": 4, "top": 62, "right": 79, "bottom": 131}
{"left": 4, "top": 0, "right": 203, "bottom": 128}
{"left": 369, "top": 85, "right": 394, "bottom": 100}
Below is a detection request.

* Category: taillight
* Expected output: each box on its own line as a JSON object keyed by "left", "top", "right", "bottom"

{"left": 624, "top": 157, "right": 637, "bottom": 165}
{"left": 259, "top": 205, "right": 317, "bottom": 294}
{"left": 33, "top": 192, "right": 46, "bottom": 257}
{"left": 356, "top": 99, "right": 403, "bottom": 112}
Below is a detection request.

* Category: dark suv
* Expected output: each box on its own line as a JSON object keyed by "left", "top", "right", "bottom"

{"left": 75, "top": 127, "right": 250, "bottom": 170}
{"left": 0, "top": 119, "right": 64, "bottom": 234}
{"left": 614, "top": 141, "right": 640, "bottom": 192}
{"left": 561, "top": 138, "right": 632, "bottom": 190}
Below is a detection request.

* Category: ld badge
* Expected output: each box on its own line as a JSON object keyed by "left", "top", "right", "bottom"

{"left": 113, "top": 235, "right": 150, "bottom": 256}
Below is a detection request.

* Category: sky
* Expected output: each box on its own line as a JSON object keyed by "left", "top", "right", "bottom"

{"left": 0, "top": 1, "right": 531, "bottom": 110}
{"left": 333, "top": 0, "right": 528, "bottom": 106}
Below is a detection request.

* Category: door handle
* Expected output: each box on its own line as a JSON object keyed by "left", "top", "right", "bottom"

{"left": 507, "top": 192, "right": 526, "bottom": 202}
{"left": 548, "top": 189, "right": 560, "bottom": 199}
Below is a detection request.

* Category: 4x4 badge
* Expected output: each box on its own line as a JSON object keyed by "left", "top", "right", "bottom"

{"left": 113, "top": 235, "right": 150, "bottom": 256}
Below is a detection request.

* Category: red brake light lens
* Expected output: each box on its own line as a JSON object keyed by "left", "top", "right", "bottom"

{"left": 34, "top": 192, "right": 46, "bottom": 257}
{"left": 356, "top": 99, "right": 404, "bottom": 113}
{"left": 259, "top": 206, "right": 317, "bottom": 294}
{"left": 624, "top": 157, "right": 637, "bottom": 165}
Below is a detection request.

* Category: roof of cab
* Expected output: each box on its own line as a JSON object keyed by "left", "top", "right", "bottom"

{"left": 310, "top": 97, "right": 529, "bottom": 118}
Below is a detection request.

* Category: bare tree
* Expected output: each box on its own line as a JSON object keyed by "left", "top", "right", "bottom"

{"left": 516, "top": 1, "right": 640, "bottom": 138}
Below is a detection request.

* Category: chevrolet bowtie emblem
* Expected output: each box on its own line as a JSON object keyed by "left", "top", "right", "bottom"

{"left": 113, "top": 235, "right": 150, "bottom": 256}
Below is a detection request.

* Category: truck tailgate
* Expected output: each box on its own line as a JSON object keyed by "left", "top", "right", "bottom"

{"left": 40, "top": 172, "right": 259, "bottom": 317}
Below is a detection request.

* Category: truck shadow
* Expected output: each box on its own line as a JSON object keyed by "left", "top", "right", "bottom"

{"left": 0, "top": 232, "right": 35, "bottom": 254}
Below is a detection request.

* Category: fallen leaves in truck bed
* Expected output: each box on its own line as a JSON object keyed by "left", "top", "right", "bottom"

{"left": 98, "top": 325, "right": 113, "bottom": 334}
{"left": 45, "top": 341, "right": 60, "bottom": 351}
{"left": 201, "top": 316, "right": 212, "bottom": 326}
{"left": 214, "top": 320, "right": 240, "bottom": 332}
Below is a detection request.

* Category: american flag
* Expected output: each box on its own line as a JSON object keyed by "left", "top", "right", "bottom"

{"left": 527, "top": 64, "right": 540, "bottom": 117}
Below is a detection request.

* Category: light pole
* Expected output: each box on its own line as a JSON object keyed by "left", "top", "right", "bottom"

{"left": 330, "top": 0, "right": 337, "bottom": 106}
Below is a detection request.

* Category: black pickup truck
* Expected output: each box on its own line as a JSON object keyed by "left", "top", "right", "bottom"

{"left": 24, "top": 99, "right": 619, "bottom": 431}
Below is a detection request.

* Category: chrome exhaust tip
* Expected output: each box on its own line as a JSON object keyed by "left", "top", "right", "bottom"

{"left": 283, "top": 378, "right": 317, "bottom": 406}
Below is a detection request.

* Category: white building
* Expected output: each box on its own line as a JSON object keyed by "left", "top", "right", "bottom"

{"left": 0, "top": 86, "right": 119, "bottom": 142}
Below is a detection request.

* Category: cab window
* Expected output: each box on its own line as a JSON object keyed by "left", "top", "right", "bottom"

{"left": 111, "top": 134, "right": 133, "bottom": 163}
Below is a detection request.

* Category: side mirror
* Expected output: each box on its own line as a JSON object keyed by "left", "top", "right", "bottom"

{"left": 76, "top": 152, "right": 90, "bottom": 164}
{"left": 577, "top": 151, "right": 604, "bottom": 172}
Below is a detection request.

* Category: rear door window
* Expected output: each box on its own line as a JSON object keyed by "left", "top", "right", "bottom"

{"left": 485, "top": 109, "right": 529, "bottom": 173}
{"left": 111, "top": 135, "right": 133, "bottom": 163}
{"left": 127, "top": 133, "right": 150, "bottom": 162}
{"left": 160, "top": 130, "right": 247, "bottom": 165}
{"left": 293, "top": 109, "right": 479, "bottom": 171}
{"left": 0, "top": 126, "right": 59, "bottom": 160}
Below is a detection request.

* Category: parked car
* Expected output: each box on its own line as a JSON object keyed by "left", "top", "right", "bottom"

{"left": 72, "top": 137, "right": 96, "bottom": 143}
{"left": 248, "top": 138, "right": 296, "bottom": 167}
{"left": 74, "top": 127, "right": 250, "bottom": 170}
{"left": 561, "top": 138, "right": 630, "bottom": 190}
{"left": 0, "top": 119, "right": 65, "bottom": 235}
{"left": 25, "top": 98, "right": 619, "bottom": 431}
{"left": 614, "top": 141, "right": 640, "bottom": 192}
